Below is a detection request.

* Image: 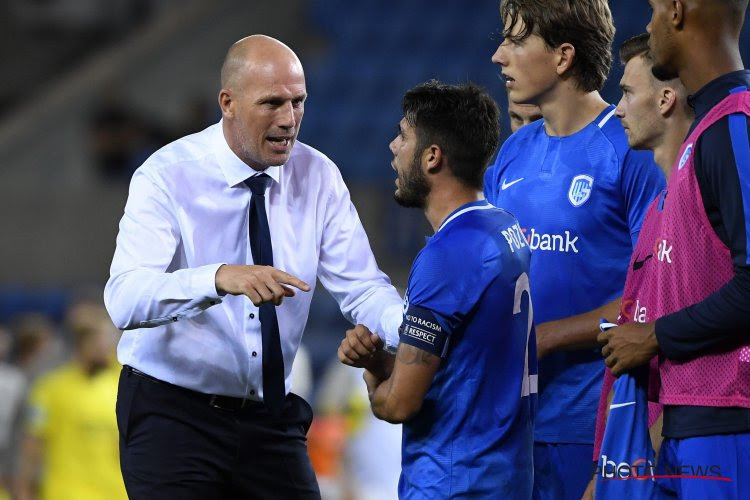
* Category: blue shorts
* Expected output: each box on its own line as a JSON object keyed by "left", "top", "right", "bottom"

{"left": 533, "top": 442, "right": 593, "bottom": 500}
{"left": 655, "top": 433, "right": 750, "bottom": 499}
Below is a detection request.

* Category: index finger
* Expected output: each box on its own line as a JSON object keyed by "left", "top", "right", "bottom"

{"left": 272, "top": 270, "right": 311, "bottom": 292}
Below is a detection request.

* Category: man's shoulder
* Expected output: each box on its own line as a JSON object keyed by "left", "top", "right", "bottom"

{"left": 425, "top": 209, "right": 513, "bottom": 269}
{"left": 695, "top": 107, "right": 750, "bottom": 170}
{"left": 488, "top": 121, "right": 546, "bottom": 190}
{"left": 287, "top": 140, "right": 336, "bottom": 170}
{"left": 138, "top": 123, "right": 219, "bottom": 178}
{"left": 592, "top": 110, "right": 634, "bottom": 161}
{"left": 499, "top": 120, "right": 546, "bottom": 155}
{"left": 284, "top": 140, "right": 349, "bottom": 194}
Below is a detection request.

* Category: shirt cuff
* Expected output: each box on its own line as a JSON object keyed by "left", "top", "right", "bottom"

{"left": 381, "top": 303, "right": 403, "bottom": 353}
{"left": 191, "top": 262, "right": 226, "bottom": 299}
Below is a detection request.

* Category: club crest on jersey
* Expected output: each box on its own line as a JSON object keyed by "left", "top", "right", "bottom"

{"left": 678, "top": 143, "right": 693, "bottom": 170}
{"left": 568, "top": 175, "right": 593, "bottom": 207}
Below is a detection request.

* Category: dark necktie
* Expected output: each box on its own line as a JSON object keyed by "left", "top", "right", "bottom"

{"left": 245, "top": 174, "right": 285, "bottom": 415}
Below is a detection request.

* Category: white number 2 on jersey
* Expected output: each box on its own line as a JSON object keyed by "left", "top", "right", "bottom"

{"left": 514, "top": 272, "right": 538, "bottom": 398}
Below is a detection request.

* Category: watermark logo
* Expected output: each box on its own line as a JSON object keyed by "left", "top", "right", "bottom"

{"left": 593, "top": 456, "right": 730, "bottom": 482}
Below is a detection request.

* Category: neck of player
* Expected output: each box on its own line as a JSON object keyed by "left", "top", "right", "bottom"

{"left": 654, "top": 117, "right": 693, "bottom": 178}
{"left": 425, "top": 182, "right": 484, "bottom": 233}
{"left": 677, "top": 41, "right": 744, "bottom": 95}
{"left": 539, "top": 87, "right": 609, "bottom": 137}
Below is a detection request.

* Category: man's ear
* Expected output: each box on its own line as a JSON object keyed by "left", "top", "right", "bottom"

{"left": 672, "top": 0, "right": 685, "bottom": 30}
{"left": 218, "top": 89, "right": 233, "bottom": 119}
{"left": 423, "top": 145, "right": 443, "bottom": 174}
{"left": 556, "top": 42, "right": 576, "bottom": 77}
{"left": 659, "top": 87, "right": 677, "bottom": 117}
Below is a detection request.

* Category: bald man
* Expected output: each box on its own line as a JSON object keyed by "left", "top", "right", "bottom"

{"left": 598, "top": 1, "right": 750, "bottom": 497}
{"left": 105, "top": 35, "right": 403, "bottom": 499}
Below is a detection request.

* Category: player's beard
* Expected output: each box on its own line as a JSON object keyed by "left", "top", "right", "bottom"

{"left": 394, "top": 151, "right": 430, "bottom": 209}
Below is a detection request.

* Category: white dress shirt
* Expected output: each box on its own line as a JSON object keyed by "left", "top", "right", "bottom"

{"left": 104, "top": 122, "right": 403, "bottom": 399}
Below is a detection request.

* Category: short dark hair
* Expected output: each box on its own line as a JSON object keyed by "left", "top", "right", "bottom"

{"left": 619, "top": 33, "right": 650, "bottom": 66}
{"left": 402, "top": 81, "right": 500, "bottom": 190}
{"left": 500, "top": 0, "right": 615, "bottom": 92}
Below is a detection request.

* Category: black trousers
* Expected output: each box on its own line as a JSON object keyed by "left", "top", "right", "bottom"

{"left": 116, "top": 366, "right": 320, "bottom": 500}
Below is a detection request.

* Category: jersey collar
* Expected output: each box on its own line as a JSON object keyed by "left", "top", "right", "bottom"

{"left": 436, "top": 200, "right": 493, "bottom": 233}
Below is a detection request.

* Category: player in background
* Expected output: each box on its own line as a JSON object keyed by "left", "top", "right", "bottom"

{"left": 485, "top": 1, "right": 666, "bottom": 498}
{"left": 599, "top": 0, "right": 750, "bottom": 497}
{"left": 585, "top": 32, "right": 693, "bottom": 500}
{"left": 508, "top": 101, "right": 542, "bottom": 133}
{"left": 339, "top": 80, "right": 537, "bottom": 499}
{"left": 17, "top": 302, "right": 126, "bottom": 500}
{"left": 614, "top": 34, "right": 694, "bottom": 176}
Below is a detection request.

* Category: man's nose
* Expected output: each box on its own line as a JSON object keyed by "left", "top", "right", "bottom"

{"left": 278, "top": 102, "right": 296, "bottom": 128}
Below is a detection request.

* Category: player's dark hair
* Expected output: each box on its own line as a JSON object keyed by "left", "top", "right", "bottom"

{"left": 500, "top": 0, "right": 615, "bottom": 92}
{"left": 619, "top": 33, "right": 650, "bottom": 66}
{"left": 402, "top": 80, "right": 500, "bottom": 190}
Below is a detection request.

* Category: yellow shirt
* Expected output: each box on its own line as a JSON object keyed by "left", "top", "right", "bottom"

{"left": 27, "top": 362, "right": 126, "bottom": 500}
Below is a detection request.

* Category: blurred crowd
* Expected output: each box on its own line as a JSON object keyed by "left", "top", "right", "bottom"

{"left": 0, "top": 298, "right": 124, "bottom": 500}
{"left": 0, "top": 296, "right": 401, "bottom": 500}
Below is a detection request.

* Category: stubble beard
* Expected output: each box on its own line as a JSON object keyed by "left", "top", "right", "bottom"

{"left": 393, "top": 153, "right": 430, "bottom": 209}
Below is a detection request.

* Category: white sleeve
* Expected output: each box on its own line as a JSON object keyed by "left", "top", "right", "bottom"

{"left": 316, "top": 163, "right": 403, "bottom": 350}
{"left": 103, "top": 169, "right": 223, "bottom": 330}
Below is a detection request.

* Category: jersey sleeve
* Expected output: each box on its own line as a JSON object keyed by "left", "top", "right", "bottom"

{"left": 400, "top": 234, "right": 500, "bottom": 358}
{"left": 619, "top": 149, "right": 666, "bottom": 246}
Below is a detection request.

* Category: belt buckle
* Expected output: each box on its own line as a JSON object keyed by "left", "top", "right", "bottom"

{"left": 209, "top": 394, "right": 246, "bottom": 411}
{"left": 209, "top": 394, "right": 229, "bottom": 410}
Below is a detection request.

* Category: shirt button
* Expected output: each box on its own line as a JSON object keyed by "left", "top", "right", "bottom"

{"left": 252, "top": 351, "right": 257, "bottom": 357}
{"left": 250, "top": 390, "right": 256, "bottom": 396}
{"left": 249, "top": 313, "right": 255, "bottom": 319}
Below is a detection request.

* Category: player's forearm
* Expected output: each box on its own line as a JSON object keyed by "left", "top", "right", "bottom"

{"left": 367, "top": 376, "right": 410, "bottom": 423}
{"left": 366, "top": 350, "right": 395, "bottom": 381}
{"left": 365, "top": 366, "right": 418, "bottom": 423}
{"left": 537, "top": 297, "right": 621, "bottom": 357}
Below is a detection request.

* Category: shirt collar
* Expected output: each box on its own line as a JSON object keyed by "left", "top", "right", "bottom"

{"left": 687, "top": 69, "right": 750, "bottom": 120}
{"left": 213, "top": 120, "right": 282, "bottom": 187}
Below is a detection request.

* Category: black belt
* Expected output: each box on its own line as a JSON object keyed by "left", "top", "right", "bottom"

{"left": 124, "top": 365, "right": 265, "bottom": 411}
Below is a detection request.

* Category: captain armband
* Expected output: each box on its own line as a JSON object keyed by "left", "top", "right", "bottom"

{"left": 399, "top": 304, "right": 450, "bottom": 358}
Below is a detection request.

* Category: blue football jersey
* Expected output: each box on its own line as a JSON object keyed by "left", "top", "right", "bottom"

{"left": 484, "top": 106, "right": 665, "bottom": 444}
{"left": 398, "top": 200, "right": 537, "bottom": 499}
{"left": 595, "top": 365, "right": 657, "bottom": 500}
